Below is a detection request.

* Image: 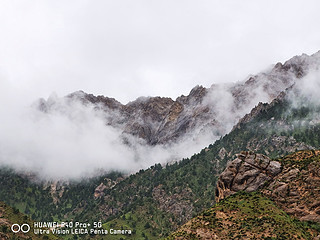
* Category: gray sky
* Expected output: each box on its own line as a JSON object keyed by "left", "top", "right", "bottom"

{"left": 1, "top": 0, "right": 320, "bottom": 103}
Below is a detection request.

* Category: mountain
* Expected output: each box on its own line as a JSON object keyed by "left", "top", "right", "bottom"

{"left": 168, "top": 150, "right": 320, "bottom": 239}
{"left": 35, "top": 51, "right": 320, "bottom": 148}
{"left": 1, "top": 51, "right": 320, "bottom": 239}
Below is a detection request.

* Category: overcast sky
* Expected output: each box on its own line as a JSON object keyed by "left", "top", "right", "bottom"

{"left": 1, "top": 0, "right": 320, "bottom": 104}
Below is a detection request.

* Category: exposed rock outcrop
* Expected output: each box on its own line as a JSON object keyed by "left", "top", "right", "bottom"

{"left": 93, "top": 178, "right": 121, "bottom": 199}
{"left": 216, "top": 150, "right": 320, "bottom": 224}
{"left": 94, "top": 183, "right": 108, "bottom": 199}
{"left": 215, "top": 152, "right": 281, "bottom": 202}
{"left": 42, "top": 181, "right": 66, "bottom": 204}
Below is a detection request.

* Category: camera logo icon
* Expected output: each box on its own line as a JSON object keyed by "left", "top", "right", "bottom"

{"left": 11, "top": 223, "right": 31, "bottom": 233}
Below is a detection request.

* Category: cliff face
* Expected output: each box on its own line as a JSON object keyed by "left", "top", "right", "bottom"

{"left": 37, "top": 52, "right": 320, "bottom": 146}
{"left": 215, "top": 152, "right": 281, "bottom": 202}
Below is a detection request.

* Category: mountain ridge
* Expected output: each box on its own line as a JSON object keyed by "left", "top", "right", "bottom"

{"left": 1, "top": 51, "right": 320, "bottom": 239}
{"left": 36, "top": 51, "right": 320, "bottom": 147}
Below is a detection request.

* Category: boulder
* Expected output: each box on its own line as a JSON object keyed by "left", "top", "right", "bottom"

{"left": 215, "top": 152, "right": 281, "bottom": 202}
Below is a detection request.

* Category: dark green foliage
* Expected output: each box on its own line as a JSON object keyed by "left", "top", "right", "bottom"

{"left": 1, "top": 90, "right": 320, "bottom": 239}
{"left": 0, "top": 201, "right": 57, "bottom": 239}
{"left": 167, "top": 192, "right": 320, "bottom": 240}
{"left": 0, "top": 169, "right": 124, "bottom": 223}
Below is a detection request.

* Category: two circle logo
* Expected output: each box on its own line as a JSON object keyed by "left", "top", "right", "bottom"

{"left": 11, "top": 223, "right": 30, "bottom": 233}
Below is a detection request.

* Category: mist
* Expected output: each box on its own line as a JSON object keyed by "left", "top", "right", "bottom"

{"left": 285, "top": 68, "right": 320, "bottom": 128}
{"left": 0, "top": 87, "right": 219, "bottom": 180}
{"left": 0, "top": 59, "right": 307, "bottom": 180}
{"left": 1, "top": 0, "right": 320, "bottom": 180}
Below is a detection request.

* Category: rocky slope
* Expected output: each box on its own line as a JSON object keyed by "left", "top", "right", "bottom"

{"left": 79, "top": 78, "right": 320, "bottom": 238}
{"left": 263, "top": 150, "right": 320, "bottom": 223}
{"left": 167, "top": 192, "right": 320, "bottom": 240}
{"left": 216, "top": 150, "right": 320, "bottom": 223}
{"left": 169, "top": 150, "right": 320, "bottom": 240}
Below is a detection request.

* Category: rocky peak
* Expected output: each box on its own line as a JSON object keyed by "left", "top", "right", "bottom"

{"left": 279, "top": 51, "right": 320, "bottom": 77}
{"left": 68, "top": 90, "right": 123, "bottom": 110}
{"left": 126, "top": 96, "right": 175, "bottom": 120}
{"left": 176, "top": 85, "right": 207, "bottom": 105}
{"left": 35, "top": 51, "right": 320, "bottom": 147}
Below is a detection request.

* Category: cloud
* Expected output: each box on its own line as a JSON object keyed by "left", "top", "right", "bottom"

{"left": 0, "top": 50, "right": 317, "bottom": 180}
{"left": 0, "top": 90, "right": 218, "bottom": 180}
{"left": 286, "top": 53, "right": 320, "bottom": 107}
{"left": 0, "top": 61, "right": 315, "bottom": 180}
{"left": 1, "top": 1, "right": 320, "bottom": 180}
{"left": 0, "top": 1, "right": 320, "bottom": 103}
{"left": 0, "top": 94, "right": 130, "bottom": 179}
{"left": 293, "top": 71, "right": 320, "bottom": 106}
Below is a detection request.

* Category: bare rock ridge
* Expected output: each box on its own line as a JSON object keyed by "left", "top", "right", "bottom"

{"left": 58, "top": 85, "right": 210, "bottom": 145}
{"left": 216, "top": 150, "right": 320, "bottom": 223}
{"left": 37, "top": 51, "right": 320, "bottom": 146}
{"left": 215, "top": 152, "right": 281, "bottom": 202}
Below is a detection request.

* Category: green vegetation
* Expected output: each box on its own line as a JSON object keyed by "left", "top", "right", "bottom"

{"left": 1, "top": 89, "right": 320, "bottom": 239}
{"left": 0, "top": 169, "right": 125, "bottom": 222}
{"left": 0, "top": 201, "right": 57, "bottom": 240}
{"left": 278, "top": 149, "right": 320, "bottom": 170}
{"left": 167, "top": 192, "right": 320, "bottom": 240}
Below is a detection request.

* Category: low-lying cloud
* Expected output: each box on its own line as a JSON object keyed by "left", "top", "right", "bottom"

{"left": 1, "top": 57, "right": 319, "bottom": 180}
{"left": 0, "top": 89, "right": 220, "bottom": 180}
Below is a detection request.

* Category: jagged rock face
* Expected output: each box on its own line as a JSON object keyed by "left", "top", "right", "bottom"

{"left": 36, "top": 52, "right": 320, "bottom": 146}
{"left": 52, "top": 86, "right": 212, "bottom": 145}
{"left": 215, "top": 152, "right": 281, "bottom": 202}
